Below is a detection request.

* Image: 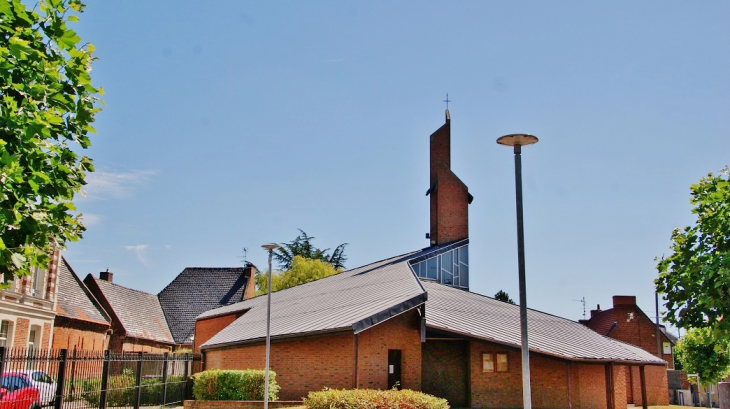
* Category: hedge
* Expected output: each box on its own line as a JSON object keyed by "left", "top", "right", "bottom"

{"left": 81, "top": 375, "right": 186, "bottom": 407}
{"left": 192, "top": 369, "right": 280, "bottom": 401}
{"left": 303, "top": 388, "right": 450, "bottom": 409}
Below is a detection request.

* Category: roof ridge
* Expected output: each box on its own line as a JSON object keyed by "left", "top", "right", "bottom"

{"left": 94, "top": 277, "right": 158, "bottom": 297}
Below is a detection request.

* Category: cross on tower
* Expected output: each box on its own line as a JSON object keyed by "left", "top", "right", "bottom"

{"left": 443, "top": 93, "right": 452, "bottom": 110}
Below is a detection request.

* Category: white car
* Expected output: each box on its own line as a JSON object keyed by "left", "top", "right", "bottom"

{"left": 19, "top": 370, "right": 56, "bottom": 406}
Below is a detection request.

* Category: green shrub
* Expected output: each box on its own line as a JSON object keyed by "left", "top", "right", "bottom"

{"left": 81, "top": 375, "right": 187, "bottom": 407}
{"left": 192, "top": 369, "right": 279, "bottom": 401}
{"left": 304, "top": 388, "right": 450, "bottom": 409}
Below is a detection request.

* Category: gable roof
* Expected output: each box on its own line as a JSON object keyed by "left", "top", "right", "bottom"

{"left": 423, "top": 281, "right": 664, "bottom": 365}
{"left": 87, "top": 277, "right": 174, "bottom": 344}
{"left": 198, "top": 242, "right": 664, "bottom": 365}
{"left": 199, "top": 250, "right": 428, "bottom": 348}
{"left": 56, "top": 258, "right": 110, "bottom": 326}
{"left": 158, "top": 267, "right": 253, "bottom": 345}
{"left": 582, "top": 301, "right": 677, "bottom": 346}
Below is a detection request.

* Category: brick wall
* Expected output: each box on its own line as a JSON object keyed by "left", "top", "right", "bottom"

{"left": 13, "top": 317, "right": 29, "bottom": 349}
{"left": 203, "top": 310, "right": 421, "bottom": 401}
{"left": 575, "top": 364, "right": 607, "bottom": 409}
{"left": 184, "top": 401, "right": 303, "bottom": 409}
{"left": 41, "top": 322, "right": 52, "bottom": 350}
{"left": 52, "top": 316, "right": 109, "bottom": 351}
{"left": 626, "top": 365, "right": 669, "bottom": 406}
{"left": 194, "top": 313, "right": 240, "bottom": 355}
{"left": 122, "top": 337, "right": 174, "bottom": 353}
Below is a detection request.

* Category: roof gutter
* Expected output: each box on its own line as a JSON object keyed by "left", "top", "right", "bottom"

{"left": 352, "top": 293, "right": 427, "bottom": 334}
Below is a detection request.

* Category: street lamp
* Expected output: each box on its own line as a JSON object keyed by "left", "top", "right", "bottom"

{"left": 261, "top": 243, "right": 280, "bottom": 409}
{"left": 496, "top": 133, "right": 538, "bottom": 409}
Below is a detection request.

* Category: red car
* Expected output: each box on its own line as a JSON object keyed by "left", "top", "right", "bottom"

{"left": 0, "top": 373, "right": 40, "bottom": 409}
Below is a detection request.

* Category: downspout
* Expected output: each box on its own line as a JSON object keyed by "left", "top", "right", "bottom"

{"left": 353, "top": 334, "right": 359, "bottom": 389}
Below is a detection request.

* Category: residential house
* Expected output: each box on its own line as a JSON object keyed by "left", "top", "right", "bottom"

{"left": 52, "top": 258, "right": 111, "bottom": 351}
{"left": 0, "top": 250, "right": 60, "bottom": 351}
{"left": 158, "top": 265, "right": 256, "bottom": 349}
{"left": 580, "top": 295, "right": 677, "bottom": 368}
{"left": 84, "top": 272, "right": 175, "bottom": 353}
{"left": 195, "top": 111, "right": 670, "bottom": 409}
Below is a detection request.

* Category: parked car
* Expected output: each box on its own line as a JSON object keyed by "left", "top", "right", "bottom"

{"left": 17, "top": 372, "right": 55, "bottom": 407}
{"left": 0, "top": 372, "right": 40, "bottom": 409}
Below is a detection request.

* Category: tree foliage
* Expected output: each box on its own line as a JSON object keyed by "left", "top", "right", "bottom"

{"left": 273, "top": 229, "right": 347, "bottom": 270}
{"left": 494, "top": 290, "right": 516, "bottom": 305}
{"left": 655, "top": 167, "right": 730, "bottom": 336}
{"left": 256, "top": 255, "right": 343, "bottom": 295}
{"left": 674, "top": 327, "right": 730, "bottom": 385}
{"left": 0, "top": 0, "right": 102, "bottom": 280}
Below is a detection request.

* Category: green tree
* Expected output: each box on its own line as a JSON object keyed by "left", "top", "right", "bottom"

{"left": 494, "top": 290, "right": 515, "bottom": 305}
{"left": 256, "top": 255, "right": 343, "bottom": 295}
{"left": 0, "top": 0, "right": 102, "bottom": 281}
{"left": 674, "top": 327, "right": 730, "bottom": 385}
{"left": 274, "top": 229, "right": 347, "bottom": 270}
{"left": 655, "top": 167, "right": 730, "bottom": 336}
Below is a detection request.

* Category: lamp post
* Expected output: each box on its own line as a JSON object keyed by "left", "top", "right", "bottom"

{"left": 496, "top": 133, "right": 538, "bottom": 409}
{"left": 261, "top": 243, "right": 279, "bottom": 409}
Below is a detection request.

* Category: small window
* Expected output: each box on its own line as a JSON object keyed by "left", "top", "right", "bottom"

{"left": 496, "top": 353, "right": 509, "bottom": 372}
{"left": 0, "top": 321, "right": 10, "bottom": 347}
{"left": 482, "top": 353, "right": 494, "bottom": 373}
{"left": 483, "top": 353, "right": 509, "bottom": 373}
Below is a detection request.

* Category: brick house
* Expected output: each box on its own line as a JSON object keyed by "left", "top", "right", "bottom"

{"left": 83, "top": 272, "right": 176, "bottom": 353}
{"left": 52, "top": 258, "right": 111, "bottom": 351}
{"left": 158, "top": 264, "right": 257, "bottom": 349}
{"left": 0, "top": 249, "right": 61, "bottom": 351}
{"left": 195, "top": 111, "right": 670, "bottom": 409}
{"left": 580, "top": 296, "right": 677, "bottom": 368}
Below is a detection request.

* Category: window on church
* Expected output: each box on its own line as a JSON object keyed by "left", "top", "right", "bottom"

{"left": 482, "top": 352, "right": 509, "bottom": 373}
{"left": 411, "top": 244, "right": 469, "bottom": 288}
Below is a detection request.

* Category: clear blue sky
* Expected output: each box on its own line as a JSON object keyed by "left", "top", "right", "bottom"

{"left": 63, "top": 1, "right": 730, "bottom": 334}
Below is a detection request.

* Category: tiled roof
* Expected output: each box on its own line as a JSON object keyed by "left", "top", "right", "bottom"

{"left": 158, "top": 267, "right": 252, "bottom": 345}
{"left": 422, "top": 281, "right": 665, "bottom": 365}
{"left": 56, "top": 258, "right": 110, "bottom": 325}
{"left": 198, "top": 242, "right": 665, "bottom": 365}
{"left": 90, "top": 277, "right": 174, "bottom": 344}
{"left": 200, "top": 251, "right": 427, "bottom": 348}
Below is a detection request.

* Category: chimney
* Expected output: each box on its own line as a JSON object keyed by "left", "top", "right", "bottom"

{"left": 426, "top": 110, "right": 473, "bottom": 246}
{"left": 613, "top": 295, "right": 637, "bottom": 307}
{"left": 242, "top": 263, "right": 257, "bottom": 301}
{"left": 99, "top": 269, "right": 113, "bottom": 283}
{"left": 590, "top": 304, "right": 601, "bottom": 318}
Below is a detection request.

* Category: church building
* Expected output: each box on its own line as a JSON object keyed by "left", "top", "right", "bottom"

{"left": 194, "top": 111, "right": 668, "bottom": 409}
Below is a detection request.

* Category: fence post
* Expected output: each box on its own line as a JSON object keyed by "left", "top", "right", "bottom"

{"left": 54, "top": 349, "right": 67, "bottom": 409}
{"left": 184, "top": 354, "right": 191, "bottom": 400}
{"left": 134, "top": 352, "right": 143, "bottom": 409}
{"left": 161, "top": 352, "right": 169, "bottom": 406}
{"left": 99, "top": 350, "right": 110, "bottom": 409}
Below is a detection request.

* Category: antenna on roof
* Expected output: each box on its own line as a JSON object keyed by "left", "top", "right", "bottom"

{"left": 573, "top": 296, "right": 586, "bottom": 319}
{"left": 241, "top": 247, "right": 248, "bottom": 264}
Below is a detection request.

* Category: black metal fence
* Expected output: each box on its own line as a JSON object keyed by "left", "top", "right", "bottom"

{"left": 0, "top": 348, "right": 197, "bottom": 409}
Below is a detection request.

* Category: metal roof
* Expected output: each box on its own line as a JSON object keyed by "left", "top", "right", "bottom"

{"left": 200, "top": 252, "right": 426, "bottom": 349}
{"left": 199, "top": 241, "right": 665, "bottom": 365}
{"left": 423, "top": 281, "right": 665, "bottom": 365}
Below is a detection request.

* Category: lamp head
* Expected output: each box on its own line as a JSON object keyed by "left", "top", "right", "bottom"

{"left": 261, "top": 244, "right": 280, "bottom": 251}
{"left": 496, "top": 134, "right": 538, "bottom": 147}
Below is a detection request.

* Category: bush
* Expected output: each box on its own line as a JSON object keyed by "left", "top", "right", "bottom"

{"left": 304, "top": 388, "right": 449, "bottom": 409}
{"left": 81, "top": 374, "right": 187, "bottom": 407}
{"left": 192, "top": 369, "right": 279, "bottom": 401}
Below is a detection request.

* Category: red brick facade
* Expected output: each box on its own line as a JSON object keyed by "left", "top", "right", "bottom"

{"left": 583, "top": 296, "right": 675, "bottom": 368}
{"left": 194, "top": 313, "right": 242, "bottom": 355}
{"left": 200, "top": 308, "right": 667, "bottom": 408}
{"left": 52, "top": 316, "right": 109, "bottom": 351}
{"left": 13, "top": 317, "right": 29, "bottom": 349}
{"left": 429, "top": 112, "right": 470, "bottom": 246}
{"left": 204, "top": 310, "right": 421, "bottom": 401}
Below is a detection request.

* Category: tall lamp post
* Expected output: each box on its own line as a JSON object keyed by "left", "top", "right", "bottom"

{"left": 261, "top": 243, "right": 280, "bottom": 409}
{"left": 496, "top": 133, "right": 538, "bottom": 409}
